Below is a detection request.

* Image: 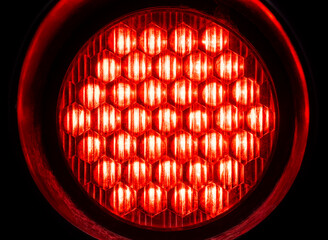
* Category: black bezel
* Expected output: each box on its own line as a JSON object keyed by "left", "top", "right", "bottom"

{"left": 17, "top": 0, "right": 307, "bottom": 239}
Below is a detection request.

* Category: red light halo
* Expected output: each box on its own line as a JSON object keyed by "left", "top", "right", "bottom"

{"left": 17, "top": 0, "right": 309, "bottom": 239}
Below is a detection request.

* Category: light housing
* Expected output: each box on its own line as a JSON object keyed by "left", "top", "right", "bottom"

{"left": 17, "top": 0, "right": 309, "bottom": 239}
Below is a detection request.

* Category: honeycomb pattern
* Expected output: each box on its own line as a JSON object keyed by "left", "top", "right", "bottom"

{"left": 57, "top": 9, "right": 277, "bottom": 229}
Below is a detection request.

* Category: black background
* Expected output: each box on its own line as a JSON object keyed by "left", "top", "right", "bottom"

{"left": 5, "top": 0, "right": 325, "bottom": 239}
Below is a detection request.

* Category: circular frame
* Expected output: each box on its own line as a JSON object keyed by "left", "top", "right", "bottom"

{"left": 17, "top": 0, "right": 309, "bottom": 239}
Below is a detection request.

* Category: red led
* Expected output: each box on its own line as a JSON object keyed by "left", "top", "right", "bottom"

{"left": 107, "top": 81, "right": 136, "bottom": 109}
{"left": 137, "top": 131, "right": 166, "bottom": 163}
{"left": 246, "top": 105, "right": 273, "bottom": 135}
{"left": 91, "top": 104, "right": 121, "bottom": 136}
{"left": 107, "top": 183, "right": 136, "bottom": 214}
{"left": 153, "top": 51, "right": 182, "bottom": 82}
{"left": 184, "top": 105, "right": 210, "bottom": 134}
{"left": 183, "top": 51, "right": 213, "bottom": 82}
{"left": 137, "top": 77, "right": 166, "bottom": 108}
{"left": 139, "top": 26, "right": 167, "bottom": 56}
{"left": 61, "top": 103, "right": 91, "bottom": 137}
{"left": 138, "top": 183, "right": 167, "bottom": 215}
{"left": 168, "top": 78, "right": 195, "bottom": 107}
{"left": 122, "top": 51, "right": 152, "bottom": 82}
{"left": 169, "top": 25, "right": 197, "bottom": 56}
{"left": 152, "top": 158, "right": 182, "bottom": 190}
{"left": 169, "top": 131, "right": 197, "bottom": 162}
{"left": 94, "top": 50, "right": 121, "bottom": 83}
{"left": 198, "top": 183, "right": 228, "bottom": 217}
{"left": 231, "top": 78, "right": 260, "bottom": 106}
{"left": 230, "top": 131, "right": 260, "bottom": 162}
{"left": 214, "top": 104, "right": 241, "bottom": 132}
{"left": 108, "top": 25, "right": 137, "bottom": 56}
{"left": 199, "top": 25, "right": 229, "bottom": 55}
{"left": 199, "top": 131, "right": 228, "bottom": 161}
{"left": 92, "top": 157, "right": 121, "bottom": 189}
{"left": 76, "top": 131, "right": 105, "bottom": 163}
{"left": 152, "top": 106, "right": 178, "bottom": 135}
{"left": 168, "top": 183, "right": 198, "bottom": 216}
{"left": 77, "top": 77, "right": 106, "bottom": 110}
{"left": 122, "top": 105, "right": 151, "bottom": 135}
{"left": 58, "top": 9, "right": 277, "bottom": 229}
{"left": 200, "top": 81, "right": 225, "bottom": 107}
{"left": 214, "top": 50, "right": 244, "bottom": 82}
{"left": 107, "top": 130, "right": 136, "bottom": 162}
{"left": 121, "top": 157, "right": 151, "bottom": 190}
{"left": 213, "top": 156, "right": 244, "bottom": 190}
{"left": 183, "top": 157, "right": 209, "bottom": 189}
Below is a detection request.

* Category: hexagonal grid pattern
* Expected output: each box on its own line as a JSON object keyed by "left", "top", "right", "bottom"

{"left": 57, "top": 9, "right": 278, "bottom": 229}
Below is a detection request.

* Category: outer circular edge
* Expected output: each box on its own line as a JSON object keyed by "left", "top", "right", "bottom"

{"left": 16, "top": 0, "right": 309, "bottom": 239}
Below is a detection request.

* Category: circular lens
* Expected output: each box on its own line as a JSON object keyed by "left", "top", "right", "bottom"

{"left": 57, "top": 8, "right": 278, "bottom": 230}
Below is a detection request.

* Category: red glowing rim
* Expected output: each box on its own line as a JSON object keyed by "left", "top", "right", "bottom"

{"left": 17, "top": 0, "right": 309, "bottom": 239}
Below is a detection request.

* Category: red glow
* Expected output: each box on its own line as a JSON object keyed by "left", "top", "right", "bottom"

{"left": 170, "top": 131, "right": 197, "bottom": 161}
{"left": 16, "top": 0, "right": 312, "bottom": 234}
{"left": 107, "top": 183, "right": 136, "bottom": 214}
{"left": 215, "top": 50, "right": 244, "bottom": 82}
{"left": 153, "top": 51, "right": 182, "bottom": 82}
{"left": 199, "top": 183, "right": 227, "bottom": 217}
{"left": 62, "top": 103, "right": 91, "bottom": 137}
{"left": 122, "top": 51, "right": 152, "bottom": 82}
{"left": 107, "top": 81, "right": 136, "bottom": 109}
{"left": 138, "top": 77, "right": 166, "bottom": 108}
{"left": 137, "top": 131, "right": 166, "bottom": 163}
{"left": 169, "top": 25, "right": 197, "bottom": 56}
{"left": 108, "top": 25, "right": 137, "bottom": 56}
{"left": 152, "top": 158, "right": 182, "bottom": 190}
{"left": 168, "top": 183, "right": 198, "bottom": 216}
{"left": 122, "top": 158, "right": 151, "bottom": 190}
{"left": 139, "top": 26, "right": 167, "bottom": 56}
{"left": 138, "top": 183, "right": 167, "bottom": 215}
{"left": 57, "top": 8, "right": 277, "bottom": 229}
{"left": 91, "top": 104, "right": 120, "bottom": 136}
{"left": 94, "top": 50, "right": 121, "bottom": 83}
{"left": 152, "top": 106, "right": 178, "bottom": 135}
{"left": 92, "top": 157, "right": 121, "bottom": 189}
{"left": 199, "top": 25, "right": 229, "bottom": 55}
{"left": 214, "top": 104, "right": 240, "bottom": 132}
{"left": 77, "top": 78, "right": 106, "bottom": 110}
{"left": 183, "top": 51, "right": 213, "bottom": 81}
{"left": 199, "top": 131, "right": 228, "bottom": 161}
{"left": 76, "top": 131, "right": 105, "bottom": 163}
{"left": 231, "top": 78, "right": 260, "bottom": 106}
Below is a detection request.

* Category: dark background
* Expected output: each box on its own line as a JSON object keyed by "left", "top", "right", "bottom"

{"left": 5, "top": 0, "right": 324, "bottom": 239}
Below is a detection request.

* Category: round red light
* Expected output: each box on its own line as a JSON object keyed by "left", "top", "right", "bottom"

{"left": 57, "top": 8, "right": 278, "bottom": 230}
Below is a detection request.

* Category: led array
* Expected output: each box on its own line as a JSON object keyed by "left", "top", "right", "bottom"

{"left": 58, "top": 9, "right": 277, "bottom": 229}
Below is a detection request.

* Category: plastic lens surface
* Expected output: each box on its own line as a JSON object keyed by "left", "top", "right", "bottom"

{"left": 57, "top": 8, "right": 277, "bottom": 229}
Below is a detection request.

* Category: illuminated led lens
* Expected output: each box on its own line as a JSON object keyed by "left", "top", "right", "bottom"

{"left": 58, "top": 8, "right": 277, "bottom": 229}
